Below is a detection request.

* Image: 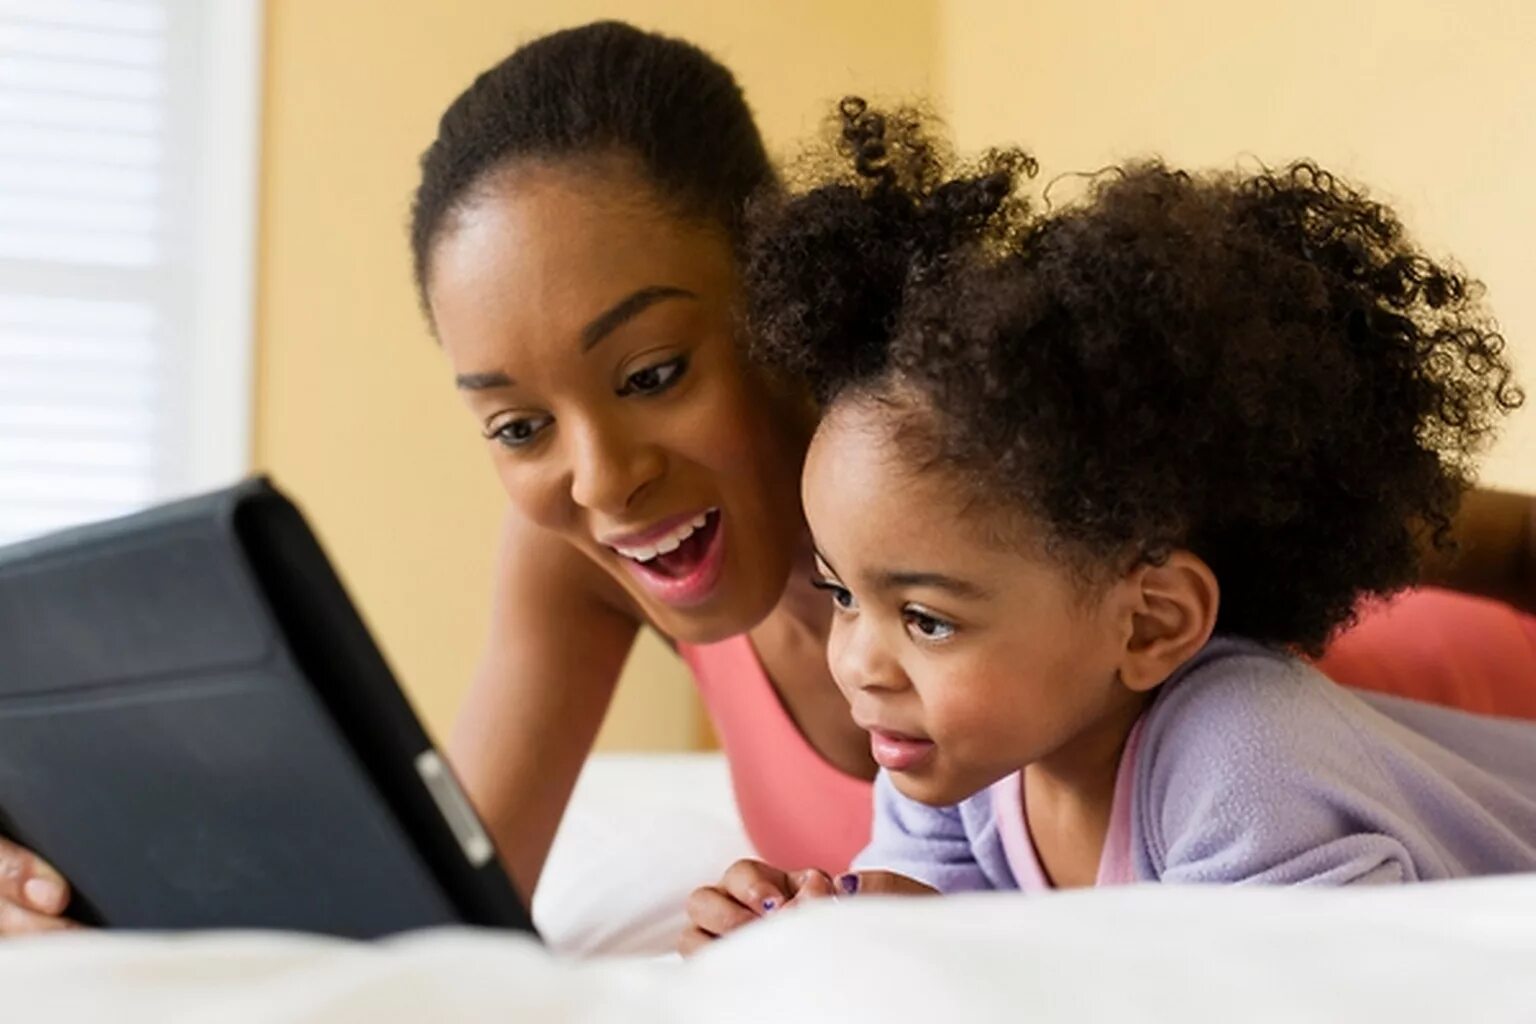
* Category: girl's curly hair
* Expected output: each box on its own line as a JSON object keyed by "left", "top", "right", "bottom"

{"left": 745, "top": 98, "right": 1523, "bottom": 653}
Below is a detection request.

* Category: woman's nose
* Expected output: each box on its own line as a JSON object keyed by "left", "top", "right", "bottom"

{"left": 567, "top": 417, "right": 665, "bottom": 516}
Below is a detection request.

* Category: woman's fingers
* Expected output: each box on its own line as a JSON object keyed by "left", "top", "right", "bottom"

{"left": 0, "top": 836, "right": 70, "bottom": 916}
{"left": 0, "top": 898, "right": 80, "bottom": 935}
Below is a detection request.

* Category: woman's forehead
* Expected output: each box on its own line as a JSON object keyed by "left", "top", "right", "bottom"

{"left": 427, "top": 170, "right": 735, "bottom": 359}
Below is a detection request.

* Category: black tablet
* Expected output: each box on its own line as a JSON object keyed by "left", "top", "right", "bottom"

{"left": 0, "top": 477, "right": 536, "bottom": 939}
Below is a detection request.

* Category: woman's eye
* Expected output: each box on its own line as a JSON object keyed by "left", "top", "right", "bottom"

{"left": 618, "top": 355, "right": 688, "bottom": 397}
{"left": 487, "top": 414, "right": 552, "bottom": 450}
{"left": 811, "top": 578, "right": 856, "bottom": 612}
{"left": 903, "top": 609, "right": 956, "bottom": 642}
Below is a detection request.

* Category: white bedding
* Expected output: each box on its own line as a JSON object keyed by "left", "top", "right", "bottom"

{"left": 6, "top": 754, "right": 1536, "bottom": 1022}
{"left": 532, "top": 752, "right": 754, "bottom": 956}
{"left": 8, "top": 880, "right": 1536, "bottom": 1021}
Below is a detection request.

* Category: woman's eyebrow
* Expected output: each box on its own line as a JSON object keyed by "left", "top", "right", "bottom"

{"left": 456, "top": 370, "right": 514, "bottom": 390}
{"left": 453, "top": 284, "right": 699, "bottom": 390}
{"left": 581, "top": 285, "right": 698, "bottom": 351}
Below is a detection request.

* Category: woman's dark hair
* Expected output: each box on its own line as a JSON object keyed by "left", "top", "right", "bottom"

{"left": 746, "top": 99, "right": 1524, "bottom": 654}
{"left": 409, "top": 20, "right": 771, "bottom": 312}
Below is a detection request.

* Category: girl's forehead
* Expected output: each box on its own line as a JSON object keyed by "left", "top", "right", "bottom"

{"left": 803, "top": 403, "right": 952, "bottom": 522}
{"left": 804, "top": 397, "right": 1054, "bottom": 567}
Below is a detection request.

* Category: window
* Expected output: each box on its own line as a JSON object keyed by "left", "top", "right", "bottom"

{"left": 0, "top": 0, "right": 261, "bottom": 544}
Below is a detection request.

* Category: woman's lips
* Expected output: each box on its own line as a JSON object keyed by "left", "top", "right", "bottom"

{"left": 616, "top": 509, "right": 726, "bottom": 609}
{"left": 867, "top": 728, "right": 936, "bottom": 771}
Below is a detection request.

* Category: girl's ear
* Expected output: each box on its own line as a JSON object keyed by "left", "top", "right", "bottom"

{"left": 1117, "top": 551, "right": 1220, "bottom": 693}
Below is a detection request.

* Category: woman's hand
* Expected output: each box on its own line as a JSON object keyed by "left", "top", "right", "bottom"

{"left": 0, "top": 836, "right": 79, "bottom": 935}
{"left": 678, "top": 859, "right": 936, "bottom": 955}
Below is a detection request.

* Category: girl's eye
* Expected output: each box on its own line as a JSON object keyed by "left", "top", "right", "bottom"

{"left": 618, "top": 355, "right": 688, "bottom": 397}
{"left": 486, "top": 414, "right": 553, "bottom": 450}
{"left": 810, "top": 577, "right": 856, "bottom": 612}
{"left": 903, "top": 608, "right": 956, "bottom": 642}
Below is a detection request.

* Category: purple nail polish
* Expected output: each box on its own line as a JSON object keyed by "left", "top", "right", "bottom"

{"left": 837, "top": 873, "right": 859, "bottom": 896}
{"left": 761, "top": 897, "right": 778, "bottom": 913}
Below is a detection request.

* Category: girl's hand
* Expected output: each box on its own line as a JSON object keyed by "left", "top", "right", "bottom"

{"left": 677, "top": 860, "right": 936, "bottom": 955}
{"left": 824, "top": 869, "right": 938, "bottom": 900}
{"left": 0, "top": 836, "right": 80, "bottom": 935}
{"left": 679, "top": 859, "right": 828, "bottom": 955}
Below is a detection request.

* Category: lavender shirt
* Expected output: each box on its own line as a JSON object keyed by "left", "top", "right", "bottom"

{"left": 854, "top": 637, "right": 1536, "bottom": 891}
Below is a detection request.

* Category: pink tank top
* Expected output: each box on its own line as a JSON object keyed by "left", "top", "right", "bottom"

{"left": 679, "top": 588, "right": 1536, "bottom": 872}
{"left": 678, "top": 635, "right": 872, "bottom": 871}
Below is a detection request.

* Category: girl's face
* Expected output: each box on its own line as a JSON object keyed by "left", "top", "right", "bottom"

{"left": 802, "top": 400, "right": 1146, "bottom": 806}
{"left": 427, "top": 161, "right": 810, "bottom": 643}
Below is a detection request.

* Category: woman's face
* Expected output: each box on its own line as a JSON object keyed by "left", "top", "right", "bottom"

{"left": 426, "top": 160, "right": 809, "bottom": 643}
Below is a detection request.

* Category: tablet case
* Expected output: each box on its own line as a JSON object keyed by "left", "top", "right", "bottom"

{"left": 0, "top": 478, "right": 535, "bottom": 938}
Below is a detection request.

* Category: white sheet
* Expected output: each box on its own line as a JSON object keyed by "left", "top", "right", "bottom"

{"left": 7, "top": 878, "right": 1536, "bottom": 1021}
{"left": 532, "top": 752, "right": 754, "bottom": 956}
{"left": 8, "top": 753, "right": 1536, "bottom": 1021}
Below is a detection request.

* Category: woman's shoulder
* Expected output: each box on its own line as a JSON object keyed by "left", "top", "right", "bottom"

{"left": 492, "top": 507, "right": 644, "bottom": 624}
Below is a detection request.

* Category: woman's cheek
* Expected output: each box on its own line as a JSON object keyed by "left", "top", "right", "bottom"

{"left": 663, "top": 383, "right": 762, "bottom": 477}
{"left": 498, "top": 458, "right": 570, "bottom": 532}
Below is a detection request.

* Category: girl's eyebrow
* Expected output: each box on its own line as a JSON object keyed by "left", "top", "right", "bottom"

{"left": 816, "top": 545, "right": 988, "bottom": 599}
{"left": 872, "top": 569, "right": 990, "bottom": 600}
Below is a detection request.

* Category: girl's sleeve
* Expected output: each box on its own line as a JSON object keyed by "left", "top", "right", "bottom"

{"left": 852, "top": 770, "right": 994, "bottom": 893}
{"left": 1138, "top": 665, "right": 1417, "bottom": 886}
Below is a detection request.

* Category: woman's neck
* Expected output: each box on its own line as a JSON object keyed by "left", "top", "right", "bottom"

{"left": 771, "top": 528, "right": 833, "bottom": 643}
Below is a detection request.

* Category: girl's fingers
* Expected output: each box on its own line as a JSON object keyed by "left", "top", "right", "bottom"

{"left": 788, "top": 868, "right": 837, "bottom": 903}
{"left": 832, "top": 870, "right": 938, "bottom": 898}
{"left": 677, "top": 925, "right": 716, "bottom": 957}
{"left": 719, "top": 858, "right": 791, "bottom": 914}
{"left": 684, "top": 884, "right": 759, "bottom": 937}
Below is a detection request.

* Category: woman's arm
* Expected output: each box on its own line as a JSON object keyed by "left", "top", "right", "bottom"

{"left": 448, "top": 510, "right": 641, "bottom": 899}
{"left": 1423, "top": 487, "right": 1536, "bottom": 615}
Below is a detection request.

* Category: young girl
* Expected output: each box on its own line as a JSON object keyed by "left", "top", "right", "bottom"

{"left": 681, "top": 100, "right": 1536, "bottom": 949}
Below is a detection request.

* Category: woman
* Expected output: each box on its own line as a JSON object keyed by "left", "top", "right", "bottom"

{"left": 2, "top": 21, "right": 1532, "bottom": 934}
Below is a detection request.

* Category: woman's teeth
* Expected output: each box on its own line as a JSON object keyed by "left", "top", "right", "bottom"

{"left": 612, "top": 511, "right": 711, "bottom": 563}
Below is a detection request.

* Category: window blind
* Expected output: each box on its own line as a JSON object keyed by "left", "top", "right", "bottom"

{"left": 0, "top": 0, "right": 259, "bottom": 545}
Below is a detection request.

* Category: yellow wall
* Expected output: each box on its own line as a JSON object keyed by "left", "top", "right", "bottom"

{"left": 257, "top": 1, "right": 1535, "bottom": 752}
{"left": 253, "top": 1, "right": 938, "bottom": 749}
{"left": 937, "top": 0, "right": 1536, "bottom": 492}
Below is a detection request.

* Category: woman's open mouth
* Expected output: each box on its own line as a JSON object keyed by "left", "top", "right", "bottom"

{"left": 608, "top": 508, "right": 725, "bottom": 608}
